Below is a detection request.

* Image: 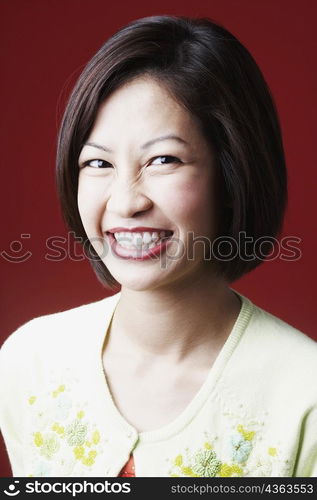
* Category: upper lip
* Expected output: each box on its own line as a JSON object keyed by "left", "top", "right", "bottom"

{"left": 106, "top": 227, "right": 173, "bottom": 234}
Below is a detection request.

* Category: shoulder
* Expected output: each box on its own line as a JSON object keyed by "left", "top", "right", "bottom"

{"left": 226, "top": 292, "right": 317, "bottom": 411}
{"left": 240, "top": 294, "right": 317, "bottom": 395}
{"left": 0, "top": 292, "right": 120, "bottom": 366}
{"left": 250, "top": 300, "right": 317, "bottom": 359}
{"left": 236, "top": 290, "right": 317, "bottom": 355}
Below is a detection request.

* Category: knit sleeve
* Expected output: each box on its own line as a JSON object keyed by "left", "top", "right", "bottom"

{"left": 293, "top": 406, "right": 317, "bottom": 477}
{"left": 0, "top": 320, "right": 35, "bottom": 476}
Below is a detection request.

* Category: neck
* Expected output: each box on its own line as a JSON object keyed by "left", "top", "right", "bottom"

{"left": 108, "top": 269, "right": 241, "bottom": 361}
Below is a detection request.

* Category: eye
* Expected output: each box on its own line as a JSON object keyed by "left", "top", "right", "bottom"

{"left": 150, "top": 155, "right": 181, "bottom": 166}
{"left": 81, "top": 159, "right": 112, "bottom": 169}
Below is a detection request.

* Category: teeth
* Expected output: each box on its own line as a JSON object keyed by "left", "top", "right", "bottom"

{"left": 113, "top": 230, "right": 171, "bottom": 250}
{"left": 142, "top": 232, "right": 152, "bottom": 245}
{"left": 134, "top": 234, "right": 142, "bottom": 246}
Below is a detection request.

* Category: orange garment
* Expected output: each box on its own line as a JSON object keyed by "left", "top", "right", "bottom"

{"left": 118, "top": 454, "right": 135, "bottom": 477}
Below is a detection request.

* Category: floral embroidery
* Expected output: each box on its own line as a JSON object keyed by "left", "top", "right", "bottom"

{"left": 219, "top": 463, "right": 243, "bottom": 477}
{"left": 51, "top": 423, "right": 65, "bottom": 435}
{"left": 40, "top": 433, "right": 60, "bottom": 459}
{"left": 34, "top": 432, "right": 44, "bottom": 447}
{"left": 237, "top": 424, "right": 255, "bottom": 441}
{"left": 32, "top": 431, "right": 61, "bottom": 463}
{"left": 169, "top": 422, "right": 284, "bottom": 477}
{"left": 192, "top": 449, "right": 221, "bottom": 477}
{"left": 268, "top": 447, "right": 277, "bottom": 457}
{"left": 230, "top": 431, "right": 252, "bottom": 463}
{"left": 92, "top": 430, "right": 100, "bottom": 444}
{"left": 65, "top": 419, "right": 88, "bottom": 446}
{"left": 52, "top": 385, "right": 65, "bottom": 398}
{"left": 170, "top": 441, "right": 224, "bottom": 477}
{"left": 74, "top": 446, "right": 85, "bottom": 459}
{"left": 27, "top": 378, "right": 107, "bottom": 476}
{"left": 82, "top": 450, "right": 98, "bottom": 466}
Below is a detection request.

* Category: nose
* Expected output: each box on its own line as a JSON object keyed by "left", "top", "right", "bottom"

{"left": 106, "top": 177, "right": 153, "bottom": 218}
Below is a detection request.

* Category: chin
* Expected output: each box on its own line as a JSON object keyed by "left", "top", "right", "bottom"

{"left": 102, "top": 257, "right": 181, "bottom": 292}
{"left": 108, "top": 271, "right": 168, "bottom": 292}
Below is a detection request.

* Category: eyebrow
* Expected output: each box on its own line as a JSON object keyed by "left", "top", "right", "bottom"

{"left": 84, "top": 134, "right": 189, "bottom": 153}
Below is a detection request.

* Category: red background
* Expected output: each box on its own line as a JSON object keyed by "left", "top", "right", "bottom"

{"left": 0, "top": 0, "right": 316, "bottom": 476}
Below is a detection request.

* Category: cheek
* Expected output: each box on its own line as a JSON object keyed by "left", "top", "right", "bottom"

{"left": 77, "top": 178, "right": 104, "bottom": 233}
{"left": 158, "top": 174, "right": 215, "bottom": 230}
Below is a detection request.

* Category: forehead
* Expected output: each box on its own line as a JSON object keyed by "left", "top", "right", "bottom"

{"left": 89, "top": 76, "right": 199, "bottom": 138}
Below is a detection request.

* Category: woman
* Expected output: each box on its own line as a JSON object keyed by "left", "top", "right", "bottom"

{"left": 1, "top": 15, "right": 316, "bottom": 478}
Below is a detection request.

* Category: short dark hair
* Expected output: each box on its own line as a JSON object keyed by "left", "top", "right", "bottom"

{"left": 56, "top": 14, "right": 287, "bottom": 288}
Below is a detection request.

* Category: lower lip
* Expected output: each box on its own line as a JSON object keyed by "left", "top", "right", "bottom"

{"left": 106, "top": 233, "right": 173, "bottom": 261}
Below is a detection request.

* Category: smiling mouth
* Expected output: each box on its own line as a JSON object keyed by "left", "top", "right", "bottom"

{"left": 109, "top": 230, "right": 173, "bottom": 249}
{"left": 105, "top": 230, "right": 173, "bottom": 260}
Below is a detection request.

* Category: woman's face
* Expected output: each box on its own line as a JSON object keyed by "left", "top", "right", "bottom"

{"left": 78, "top": 76, "right": 218, "bottom": 291}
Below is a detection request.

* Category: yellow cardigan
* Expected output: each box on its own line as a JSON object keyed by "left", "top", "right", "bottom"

{"left": 1, "top": 290, "right": 316, "bottom": 477}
